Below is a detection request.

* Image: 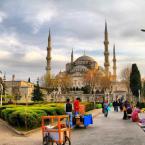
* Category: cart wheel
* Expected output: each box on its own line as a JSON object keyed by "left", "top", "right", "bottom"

{"left": 62, "top": 136, "right": 71, "bottom": 145}
{"left": 43, "top": 135, "right": 54, "bottom": 145}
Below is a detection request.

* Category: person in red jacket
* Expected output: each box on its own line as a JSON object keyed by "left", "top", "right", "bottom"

{"left": 74, "top": 97, "right": 80, "bottom": 115}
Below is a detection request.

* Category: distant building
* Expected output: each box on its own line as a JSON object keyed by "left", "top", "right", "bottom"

{"left": 5, "top": 80, "right": 34, "bottom": 101}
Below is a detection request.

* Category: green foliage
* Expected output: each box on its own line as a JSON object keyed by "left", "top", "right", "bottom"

{"left": 55, "top": 107, "right": 65, "bottom": 115}
{"left": 32, "top": 83, "right": 44, "bottom": 101}
{"left": 96, "top": 103, "right": 102, "bottom": 109}
{"left": 82, "top": 102, "right": 94, "bottom": 111}
{"left": 0, "top": 102, "right": 95, "bottom": 130}
{"left": 82, "top": 85, "right": 91, "bottom": 94}
{"left": 130, "top": 64, "right": 142, "bottom": 97}
{"left": 8, "top": 110, "right": 45, "bottom": 129}
{"left": 0, "top": 104, "right": 65, "bottom": 130}
{"left": 136, "top": 102, "right": 145, "bottom": 109}
{"left": 0, "top": 106, "right": 7, "bottom": 118}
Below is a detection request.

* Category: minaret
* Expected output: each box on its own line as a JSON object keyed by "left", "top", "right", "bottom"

{"left": 104, "top": 21, "right": 110, "bottom": 77}
{"left": 46, "top": 29, "right": 52, "bottom": 77}
{"left": 113, "top": 44, "right": 117, "bottom": 81}
{"left": 71, "top": 48, "right": 73, "bottom": 64}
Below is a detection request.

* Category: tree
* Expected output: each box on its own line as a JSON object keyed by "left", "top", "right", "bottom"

{"left": 130, "top": 64, "right": 141, "bottom": 98}
{"left": 41, "top": 73, "right": 57, "bottom": 93}
{"left": 28, "top": 77, "right": 31, "bottom": 82}
{"left": 83, "top": 68, "right": 101, "bottom": 93}
{"left": 82, "top": 85, "right": 91, "bottom": 94}
{"left": 120, "top": 65, "right": 131, "bottom": 94}
{"left": 100, "top": 76, "right": 111, "bottom": 92}
{"left": 142, "top": 81, "right": 145, "bottom": 98}
{"left": 55, "top": 73, "right": 73, "bottom": 93}
{"left": 32, "top": 80, "right": 44, "bottom": 101}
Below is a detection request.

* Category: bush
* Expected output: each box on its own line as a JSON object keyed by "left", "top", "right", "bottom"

{"left": 82, "top": 102, "right": 94, "bottom": 112}
{"left": 96, "top": 104, "right": 102, "bottom": 109}
{"left": 8, "top": 109, "right": 47, "bottom": 129}
{"left": 55, "top": 107, "right": 65, "bottom": 115}
{"left": 137, "top": 102, "right": 145, "bottom": 109}
{"left": 0, "top": 103, "right": 68, "bottom": 130}
{"left": 1, "top": 108, "right": 16, "bottom": 120}
{"left": 0, "top": 106, "right": 7, "bottom": 118}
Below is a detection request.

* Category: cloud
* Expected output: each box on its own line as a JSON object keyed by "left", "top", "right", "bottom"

{"left": 22, "top": 2, "right": 57, "bottom": 33}
{"left": 1, "top": 0, "right": 145, "bottom": 82}
{"left": 0, "top": 11, "right": 7, "bottom": 23}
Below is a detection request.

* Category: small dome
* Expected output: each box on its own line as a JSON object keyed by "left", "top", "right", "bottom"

{"left": 71, "top": 65, "right": 88, "bottom": 73}
{"left": 97, "top": 69, "right": 105, "bottom": 76}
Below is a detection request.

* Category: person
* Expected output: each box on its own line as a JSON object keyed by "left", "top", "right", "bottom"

{"left": 8, "top": 99, "right": 13, "bottom": 104}
{"left": 65, "top": 98, "right": 73, "bottom": 127}
{"left": 113, "top": 100, "right": 119, "bottom": 112}
{"left": 126, "top": 104, "right": 132, "bottom": 119}
{"left": 118, "top": 99, "right": 123, "bottom": 111}
{"left": 102, "top": 100, "right": 104, "bottom": 113}
{"left": 73, "top": 97, "right": 80, "bottom": 116}
{"left": 123, "top": 100, "right": 132, "bottom": 120}
{"left": 103, "top": 100, "right": 109, "bottom": 117}
{"left": 131, "top": 108, "right": 140, "bottom": 122}
{"left": 123, "top": 100, "right": 128, "bottom": 120}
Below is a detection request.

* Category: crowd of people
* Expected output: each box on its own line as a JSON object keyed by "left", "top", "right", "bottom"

{"left": 101, "top": 96, "right": 144, "bottom": 124}
{"left": 111, "top": 98, "right": 142, "bottom": 122}
{"left": 65, "top": 96, "right": 144, "bottom": 127}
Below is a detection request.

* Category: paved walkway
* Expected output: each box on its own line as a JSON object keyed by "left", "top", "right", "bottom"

{"left": 0, "top": 111, "right": 145, "bottom": 145}
{"left": 72, "top": 111, "right": 145, "bottom": 145}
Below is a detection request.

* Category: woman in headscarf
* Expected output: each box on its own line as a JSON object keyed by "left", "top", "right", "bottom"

{"left": 131, "top": 108, "right": 140, "bottom": 122}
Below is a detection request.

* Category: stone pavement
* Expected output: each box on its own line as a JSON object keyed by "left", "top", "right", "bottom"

{"left": 72, "top": 111, "right": 145, "bottom": 145}
{"left": 0, "top": 110, "right": 145, "bottom": 145}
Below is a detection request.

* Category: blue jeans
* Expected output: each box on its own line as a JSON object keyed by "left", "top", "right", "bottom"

{"left": 66, "top": 112, "right": 73, "bottom": 127}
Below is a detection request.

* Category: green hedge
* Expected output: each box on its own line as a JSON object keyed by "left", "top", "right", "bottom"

{"left": 0, "top": 105, "right": 65, "bottom": 130}
{"left": 82, "top": 102, "right": 94, "bottom": 112}
{"left": 8, "top": 109, "right": 47, "bottom": 129}
{"left": 96, "top": 104, "right": 102, "bottom": 109}
{"left": 0, "top": 102, "right": 94, "bottom": 130}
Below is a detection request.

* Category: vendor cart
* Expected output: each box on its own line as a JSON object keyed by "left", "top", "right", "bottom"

{"left": 42, "top": 115, "right": 71, "bottom": 145}
{"left": 73, "top": 105, "right": 93, "bottom": 128}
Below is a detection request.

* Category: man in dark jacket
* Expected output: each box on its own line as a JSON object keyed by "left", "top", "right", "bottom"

{"left": 65, "top": 98, "right": 73, "bottom": 127}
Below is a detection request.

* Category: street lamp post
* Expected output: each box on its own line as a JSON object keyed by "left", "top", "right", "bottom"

{"left": 138, "top": 89, "right": 141, "bottom": 102}
{"left": 93, "top": 88, "right": 96, "bottom": 109}
{"left": 0, "top": 83, "right": 3, "bottom": 106}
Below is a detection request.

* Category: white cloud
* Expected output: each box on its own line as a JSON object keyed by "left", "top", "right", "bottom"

{"left": 23, "top": 51, "right": 44, "bottom": 62}
{"left": 0, "top": 50, "right": 11, "bottom": 59}
{"left": 0, "top": 33, "right": 21, "bottom": 49}
{"left": 0, "top": 11, "right": 7, "bottom": 23}
{"left": 23, "top": 3, "right": 57, "bottom": 33}
{"left": 2, "top": 0, "right": 145, "bottom": 81}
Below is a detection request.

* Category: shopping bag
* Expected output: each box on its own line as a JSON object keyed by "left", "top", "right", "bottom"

{"left": 107, "top": 106, "right": 111, "bottom": 111}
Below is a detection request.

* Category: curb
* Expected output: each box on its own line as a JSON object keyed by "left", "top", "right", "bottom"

{"left": 0, "top": 109, "right": 102, "bottom": 136}
{"left": 0, "top": 119, "right": 41, "bottom": 136}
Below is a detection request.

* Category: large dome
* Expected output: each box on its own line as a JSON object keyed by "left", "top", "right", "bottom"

{"left": 75, "top": 55, "right": 95, "bottom": 62}
{"left": 74, "top": 55, "right": 96, "bottom": 66}
{"left": 71, "top": 65, "right": 88, "bottom": 73}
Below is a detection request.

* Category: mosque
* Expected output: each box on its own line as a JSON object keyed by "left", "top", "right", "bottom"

{"left": 46, "top": 22, "right": 118, "bottom": 91}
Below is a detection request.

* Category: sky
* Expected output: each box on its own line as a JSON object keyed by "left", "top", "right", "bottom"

{"left": 0, "top": 0, "right": 145, "bottom": 83}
